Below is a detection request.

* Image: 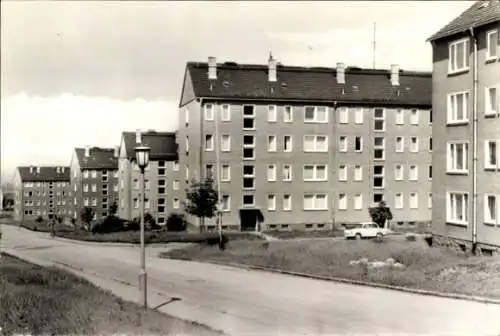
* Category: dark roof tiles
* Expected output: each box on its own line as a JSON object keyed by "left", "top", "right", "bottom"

{"left": 75, "top": 147, "right": 118, "bottom": 170}
{"left": 18, "top": 166, "right": 70, "bottom": 182}
{"left": 122, "top": 131, "right": 178, "bottom": 161}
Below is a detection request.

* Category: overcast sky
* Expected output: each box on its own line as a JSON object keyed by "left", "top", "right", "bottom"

{"left": 1, "top": 1, "right": 471, "bottom": 185}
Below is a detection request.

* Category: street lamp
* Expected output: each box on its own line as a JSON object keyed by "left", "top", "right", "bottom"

{"left": 135, "top": 145, "right": 150, "bottom": 308}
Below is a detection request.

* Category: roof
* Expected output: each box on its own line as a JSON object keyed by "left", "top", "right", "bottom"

{"left": 427, "top": 0, "right": 500, "bottom": 42}
{"left": 122, "top": 131, "right": 178, "bottom": 161}
{"left": 75, "top": 147, "right": 118, "bottom": 170}
{"left": 184, "top": 62, "right": 432, "bottom": 107}
{"left": 18, "top": 166, "right": 70, "bottom": 182}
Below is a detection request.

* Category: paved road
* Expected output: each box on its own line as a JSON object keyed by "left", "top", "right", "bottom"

{"left": 2, "top": 224, "right": 500, "bottom": 336}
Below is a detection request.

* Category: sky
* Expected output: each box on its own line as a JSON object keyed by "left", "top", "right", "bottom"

{"left": 1, "top": 0, "right": 472, "bottom": 185}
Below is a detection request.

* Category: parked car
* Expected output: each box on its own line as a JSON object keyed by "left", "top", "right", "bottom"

{"left": 344, "top": 222, "right": 391, "bottom": 240}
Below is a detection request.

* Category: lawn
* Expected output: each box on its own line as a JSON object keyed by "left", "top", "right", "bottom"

{"left": 160, "top": 237, "right": 500, "bottom": 300}
{"left": 264, "top": 229, "right": 344, "bottom": 239}
{"left": 0, "top": 253, "right": 221, "bottom": 336}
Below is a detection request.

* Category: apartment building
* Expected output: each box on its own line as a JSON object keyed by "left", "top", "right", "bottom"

{"left": 428, "top": 0, "right": 500, "bottom": 251}
{"left": 13, "top": 166, "right": 71, "bottom": 222}
{"left": 118, "top": 130, "right": 179, "bottom": 225}
{"left": 69, "top": 146, "right": 119, "bottom": 220}
{"left": 177, "top": 56, "right": 432, "bottom": 231}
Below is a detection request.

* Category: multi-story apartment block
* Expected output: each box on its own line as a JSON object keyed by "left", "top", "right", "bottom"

{"left": 177, "top": 56, "right": 432, "bottom": 231}
{"left": 13, "top": 166, "right": 71, "bottom": 222}
{"left": 118, "top": 130, "right": 179, "bottom": 225}
{"left": 428, "top": 0, "right": 500, "bottom": 251}
{"left": 69, "top": 146, "right": 119, "bottom": 220}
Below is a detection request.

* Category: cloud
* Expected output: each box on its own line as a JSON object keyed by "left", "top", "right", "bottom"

{"left": 1, "top": 93, "right": 177, "bottom": 182}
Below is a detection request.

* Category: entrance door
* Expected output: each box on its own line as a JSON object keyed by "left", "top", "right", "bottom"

{"left": 239, "top": 209, "right": 258, "bottom": 232}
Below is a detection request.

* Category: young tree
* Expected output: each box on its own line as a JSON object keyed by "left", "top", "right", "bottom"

{"left": 80, "top": 207, "right": 95, "bottom": 231}
{"left": 184, "top": 178, "right": 218, "bottom": 233}
{"left": 369, "top": 201, "right": 393, "bottom": 228}
{"left": 109, "top": 201, "right": 118, "bottom": 216}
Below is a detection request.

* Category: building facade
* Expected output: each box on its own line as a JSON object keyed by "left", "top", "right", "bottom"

{"left": 13, "top": 166, "right": 71, "bottom": 222}
{"left": 429, "top": 0, "right": 500, "bottom": 250}
{"left": 177, "top": 57, "right": 432, "bottom": 231}
{"left": 70, "top": 146, "right": 119, "bottom": 220}
{"left": 118, "top": 130, "right": 179, "bottom": 225}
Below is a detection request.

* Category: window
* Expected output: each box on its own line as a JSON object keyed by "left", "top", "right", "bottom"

{"left": 485, "top": 86, "right": 498, "bottom": 116}
{"left": 243, "top": 135, "right": 255, "bottom": 160}
{"left": 485, "top": 140, "right": 498, "bottom": 169}
{"left": 91, "top": 198, "right": 97, "bottom": 206}
{"left": 243, "top": 165, "right": 255, "bottom": 190}
{"left": 410, "top": 109, "right": 419, "bottom": 125}
{"left": 410, "top": 137, "right": 419, "bottom": 152}
{"left": 448, "top": 38, "right": 469, "bottom": 73}
{"left": 185, "top": 108, "right": 190, "bottom": 124}
{"left": 395, "top": 193, "right": 403, "bottom": 209}
{"left": 338, "top": 165, "right": 347, "bottom": 181}
{"left": 158, "top": 179, "right": 166, "bottom": 186}
{"left": 338, "top": 193, "right": 347, "bottom": 210}
{"left": 429, "top": 138, "right": 433, "bottom": 152}
{"left": 83, "top": 170, "right": 89, "bottom": 178}
{"left": 395, "top": 109, "right": 404, "bottom": 125}
{"left": 221, "top": 134, "right": 231, "bottom": 152}
{"left": 173, "top": 161, "right": 179, "bottom": 171}
{"left": 303, "top": 164, "right": 327, "bottom": 181}
{"left": 91, "top": 170, "right": 97, "bottom": 178}
{"left": 284, "top": 106, "right": 293, "bottom": 122}
{"left": 221, "top": 104, "right": 231, "bottom": 121}
{"left": 338, "top": 107, "right": 348, "bottom": 124}
{"left": 267, "top": 194, "right": 276, "bottom": 210}
{"left": 185, "top": 165, "right": 189, "bottom": 181}
{"left": 354, "top": 108, "right": 364, "bottom": 124}
{"left": 354, "top": 165, "right": 363, "bottom": 181}
{"left": 303, "top": 135, "right": 328, "bottom": 152}
{"left": 173, "top": 180, "right": 179, "bottom": 190}
{"left": 158, "top": 186, "right": 166, "bottom": 195}
{"left": 268, "top": 135, "right": 277, "bottom": 152}
{"left": 428, "top": 193, "right": 433, "bottom": 209}
{"left": 204, "top": 103, "right": 214, "bottom": 120}
{"left": 354, "top": 136, "right": 363, "bottom": 152}
{"left": 304, "top": 106, "right": 328, "bottom": 123}
{"left": 486, "top": 29, "right": 498, "bottom": 61}
{"left": 173, "top": 198, "right": 180, "bottom": 209}
{"left": 428, "top": 165, "right": 432, "bottom": 180}
{"left": 243, "top": 194, "right": 255, "bottom": 206}
{"left": 448, "top": 91, "right": 469, "bottom": 123}
{"left": 243, "top": 105, "right": 255, "bottom": 130}
{"left": 396, "top": 136, "right": 404, "bottom": 152}
{"left": 284, "top": 135, "right": 292, "bottom": 152}
{"left": 221, "top": 195, "right": 230, "bottom": 211}
{"left": 303, "top": 194, "right": 328, "bottom": 210}
{"left": 373, "top": 165, "right": 384, "bottom": 188}
{"left": 113, "top": 184, "right": 118, "bottom": 192}
{"left": 283, "top": 194, "right": 292, "bottom": 211}
{"left": 447, "top": 192, "right": 469, "bottom": 225}
{"left": 339, "top": 136, "right": 347, "bottom": 152}
{"left": 205, "top": 164, "right": 214, "bottom": 179}
{"left": 205, "top": 134, "right": 214, "bottom": 151}
{"left": 185, "top": 136, "right": 189, "bottom": 152}
{"left": 83, "top": 184, "right": 89, "bottom": 192}
{"left": 158, "top": 168, "right": 166, "bottom": 176}
{"left": 283, "top": 164, "right": 292, "bottom": 181}
{"left": 91, "top": 184, "right": 97, "bottom": 192}
{"left": 221, "top": 164, "right": 231, "bottom": 181}
{"left": 374, "top": 137, "right": 385, "bottom": 160}
{"left": 354, "top": 194, "right": 362, "bottom": 210}
{"left": 373, "top": 108, "right": 385, "bottom": 131}
{"left": 409, "top": 192, "right": 418, "bottom": 209}
{"left": 409, "top": 165, "right": 418, "bottom": 181}
{"left": 267, "top": 164, "right": 277, "bottom": 182}
{"left": 484, "top": 195, "right": 498, "bottom": 225}
{"left": 268, "top": 105, "right": 277, "bottom": 122}
{"left": 144, "top": 199, "right": 150, "bottom": 209}
{"left": 395, "top": 164, "right": 404, "bottom": 180}
{"left": 447, "top": 142, "right": 469, "bottom": 173}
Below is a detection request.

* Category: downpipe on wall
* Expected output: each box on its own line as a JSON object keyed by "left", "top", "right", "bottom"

{"left": 469, "top": 27, "right": 478, "bottom": 254}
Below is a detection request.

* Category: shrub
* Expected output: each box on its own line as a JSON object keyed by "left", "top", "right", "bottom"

{"left": 145, "top": 212, "right": 161, "bottom": 230}
{"left": 56, "top": 216, "right": 63, "bottom": 224}
{"left": 166, "top": 213, "right": 187, "bottom": 232}
{"left": 424, "top": 235, "right": 433, "bottom": 247}
{"left": 406, "top": 234, "right": 417, "bottom": 242}
{"left": 35, "top": 216, "right": 44, "bottom": 223}
{"left": 91, "top": 216, "right": 125, "bottom": 234}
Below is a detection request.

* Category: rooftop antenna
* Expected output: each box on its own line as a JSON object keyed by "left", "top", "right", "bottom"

{"left": 372, "top": 22, "right": 377, "bottom": 69}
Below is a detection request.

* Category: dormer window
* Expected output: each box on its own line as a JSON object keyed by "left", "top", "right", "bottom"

{"left": 448, "top": 38, "right": 470, "bottom": 74}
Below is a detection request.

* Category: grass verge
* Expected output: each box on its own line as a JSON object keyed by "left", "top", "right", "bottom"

{"left": 0, "top": 253, "right": 221, "bottom": 336}
{"left": 160, "top": 238, "right": 500, "bottom": 300}
{"left": 264, "top": 229, "right": 344, "bottom": 239}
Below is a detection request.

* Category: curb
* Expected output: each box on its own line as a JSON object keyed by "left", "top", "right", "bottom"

{"left": 183, "top": 259, "right": 500, "bottom": 306}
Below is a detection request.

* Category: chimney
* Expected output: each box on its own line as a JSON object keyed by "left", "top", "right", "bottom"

{"left": 390, "top": 64, "right": 400, "bottom": 86}
{"left": 84, "top": 146, "right": 90, "bottom": 157}
{"left": 61, "top": 167, "right": 65, "bottom": 173}
{"left": 208, "top": 56, "right": 217, "bottom": 80}
{"left": 135, "top": 129, "right": 142, "bottom": 144}
{"left": 268, "top": 54, "right": 277, "bottom": 82}
{"left": 56, "top": 167, "right": 60, "bottom": 173}
{"left": 36, "top": 166, "right": 40, "bottom": 174}
{"left": 29, "top": 166, "right": 33, "bottom": 174}
{"left": 114, "top": 146, "right": 119, "bottom": 158}
{"left": 336, "top": 62, "right": 345, "bottom": 84}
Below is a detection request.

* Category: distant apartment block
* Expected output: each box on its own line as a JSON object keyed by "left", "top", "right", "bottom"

{"left": 428, "top": 0, "right": 500, "bottom": 250}
{"left": 70, "top": 146, "right": 119, "bottom": 220}
{"left": 177, "top": 56, "right": 432, "bottom": 231}
{"left": 118, "top": 130, "right": 179, "bottom": 225}
{"left": 13, "top": 166, "right": 71, "bottom": 221}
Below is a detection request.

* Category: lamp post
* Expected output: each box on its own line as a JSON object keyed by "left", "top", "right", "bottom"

{"left": 135, "top": 145, "right": 150, "bottom": 308}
